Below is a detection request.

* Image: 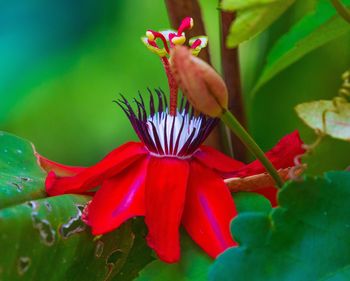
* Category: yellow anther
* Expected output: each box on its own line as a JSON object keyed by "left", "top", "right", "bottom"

{"left": 171, "top": 35, "right": 186, "bottom": 45}
{"left": 146, "top": 31, "right": 155, "bottom": 41}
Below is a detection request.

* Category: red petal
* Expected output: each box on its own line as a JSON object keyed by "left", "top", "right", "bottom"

{"left": 194, "top": 145, "right": 244, "bottom": 176}
{"left": 228, "top": 131, "right": 305, "bottom": 178}
{"left": 36, "top": 153, "right": 85, "bottom": 176}
{"left": 182, "top": 160, "right": 237, "bottom": 259}
{"left": 46, "top": 142, "right": 147, "bottom": 196}
{"left": 87, "top": 158, "right": 148, "bottom": 235}
{"left": 145, "top": 157, "right": 189, "bottom": 263}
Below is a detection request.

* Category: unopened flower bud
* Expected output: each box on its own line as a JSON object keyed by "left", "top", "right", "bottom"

{"left": 170, "top": 46, "right": 228, "bottom": 117}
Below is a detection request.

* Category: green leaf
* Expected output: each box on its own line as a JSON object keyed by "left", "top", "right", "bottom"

{"left": 136, "top": 233, "right": 212, "bottom": 281}
{"left": 0, "top": 194, "right": 134, "bottom": 281}
{"left": 209, "top": 171, "right": 350, "bottom": 281}
{"left": 112, "top": 219, "right": 155, "bottom": 281}
{"left": 0, "top": 132, "right": 153, "bottom": 280}
{"left": 233, "top": 192, "right": 272, "bottom": 214}
{"left": 295, "top": 99, "right": 350, "bottom": 141}
{"left": 0, "top": 131, "right": 46, "bottom": 209}
{"left": 221, "top": 0, "right": 285, "bottom": 10}
{"left": 253, "top": 0, "right": 350, "bottom": 93}
{"left": 221, "top": 0, "right": 295, "bottom": 48}
{"left": 322, "top": 266, "right": 350, "bottom": 281}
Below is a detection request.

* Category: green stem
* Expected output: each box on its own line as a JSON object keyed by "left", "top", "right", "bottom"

{"left": 221, "top": 110, "right": 284, "bottom": 188}
{"left": 331, "top": 0, "right": 350, "bottom": 24}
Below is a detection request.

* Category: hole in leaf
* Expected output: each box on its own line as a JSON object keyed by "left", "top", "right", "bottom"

{"left": 95, "top": 240, "right": 104, "bottom": 258}
{"left": 17, "top": 257, "right": 31, "bottom": 276}
{"left": 31, "top": 212, "right": 55, "bottom": 246}
{"left": 75, "top": 204, "right": 85, "bottom": 213}
{"left": 59, "top": 205, "right": 86, "bottom": 239}
{"left": 27, "top": 201, "right": 39, "bottom": 210}
{"left": 20, "top": 177, "right": 32, "bottom": 182}
{"left": 11, "top": 182, "right": 23, "bottom": 192}
{"left": 106, "top": 250, "right": 123, "bottom": 265}
{"left": 44, "top": 201, "right": 52, "bottom": 212}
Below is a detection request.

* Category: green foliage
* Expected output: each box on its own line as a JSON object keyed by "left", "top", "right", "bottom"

{"left": 221, "top": 0, "right": 285, "bottom": 10}
{"left": 233, "top": 192, "right": 272, "bottom": 214}
{"left": 113, "top": 219, "right": 155, "bottom": 281}
{"left": 322, "top": 266, "right": 350, "bottom": 281}
{"left": 210, "top": 172, "right": 350, "bottom": 281}
{"left": 295, "top": 99, "right": 350, "bottom": 141}
{"left": 0, "top": 132, "right": 46, "bottom": 208}
{"left": 2, "top": 1, "right": 350, "bottom": 280}
{"left": 0, "top": 132, "right": 152, "bottom": 280}
{"left": 221, "top": 0, "right": 295, "bottom": 48}
{"left": 253, "top": 0, "right": 350, "bottom": 93}
{"left": 295, "top": 69, "right": 350, "bottom": 142}
{"left": 0, "top": 195, "right": 134, "bottom": 281}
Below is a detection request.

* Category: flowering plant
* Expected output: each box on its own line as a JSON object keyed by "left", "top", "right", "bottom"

{"left": 0, "top": 1, "right": 349, "bottom": 280}
{"left": 37, "top": 17, "right": 304, "bottom": 263}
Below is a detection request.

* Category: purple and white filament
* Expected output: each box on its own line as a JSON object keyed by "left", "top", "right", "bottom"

{"left": 115, "top": 89, "right": 218, "bottom": 158}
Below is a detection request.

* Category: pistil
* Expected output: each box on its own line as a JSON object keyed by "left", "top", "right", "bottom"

{"left": 144, "top": 18, "right": 197, "bottom": 117}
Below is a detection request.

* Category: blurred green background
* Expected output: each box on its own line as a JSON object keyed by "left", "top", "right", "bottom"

{"left": 1, "top": 0, "right": 349, "bottom": 173}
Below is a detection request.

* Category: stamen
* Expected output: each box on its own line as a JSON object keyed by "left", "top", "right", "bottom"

{"left": 171, "top": 35, "right": 186, "bottom": 45}
{"left": 146, "top": 30, "right": 170, "bottom": 54}
{"left": 146, "top": 31, "right": 155, "bottom": 41}
{"left": 177, "top": 17, "right": 193, "bottom": 35}
{"left": 190, "top": 38, "right": 202, "bottom": 49}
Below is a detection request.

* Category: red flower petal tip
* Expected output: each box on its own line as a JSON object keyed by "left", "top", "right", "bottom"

{"left": 146, "top": 236, "right": 180, "bottom": 263}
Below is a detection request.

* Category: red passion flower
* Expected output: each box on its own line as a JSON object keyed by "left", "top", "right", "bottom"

{"left": 39, "top": 18, "right": 305, "bottom": 263}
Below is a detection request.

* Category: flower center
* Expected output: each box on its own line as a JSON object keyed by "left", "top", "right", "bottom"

{"left": 115, "top": 89, "right": 217, "bottom": 158}
{"left": 147, "top": 111, "right": 203, "bottom": 157}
